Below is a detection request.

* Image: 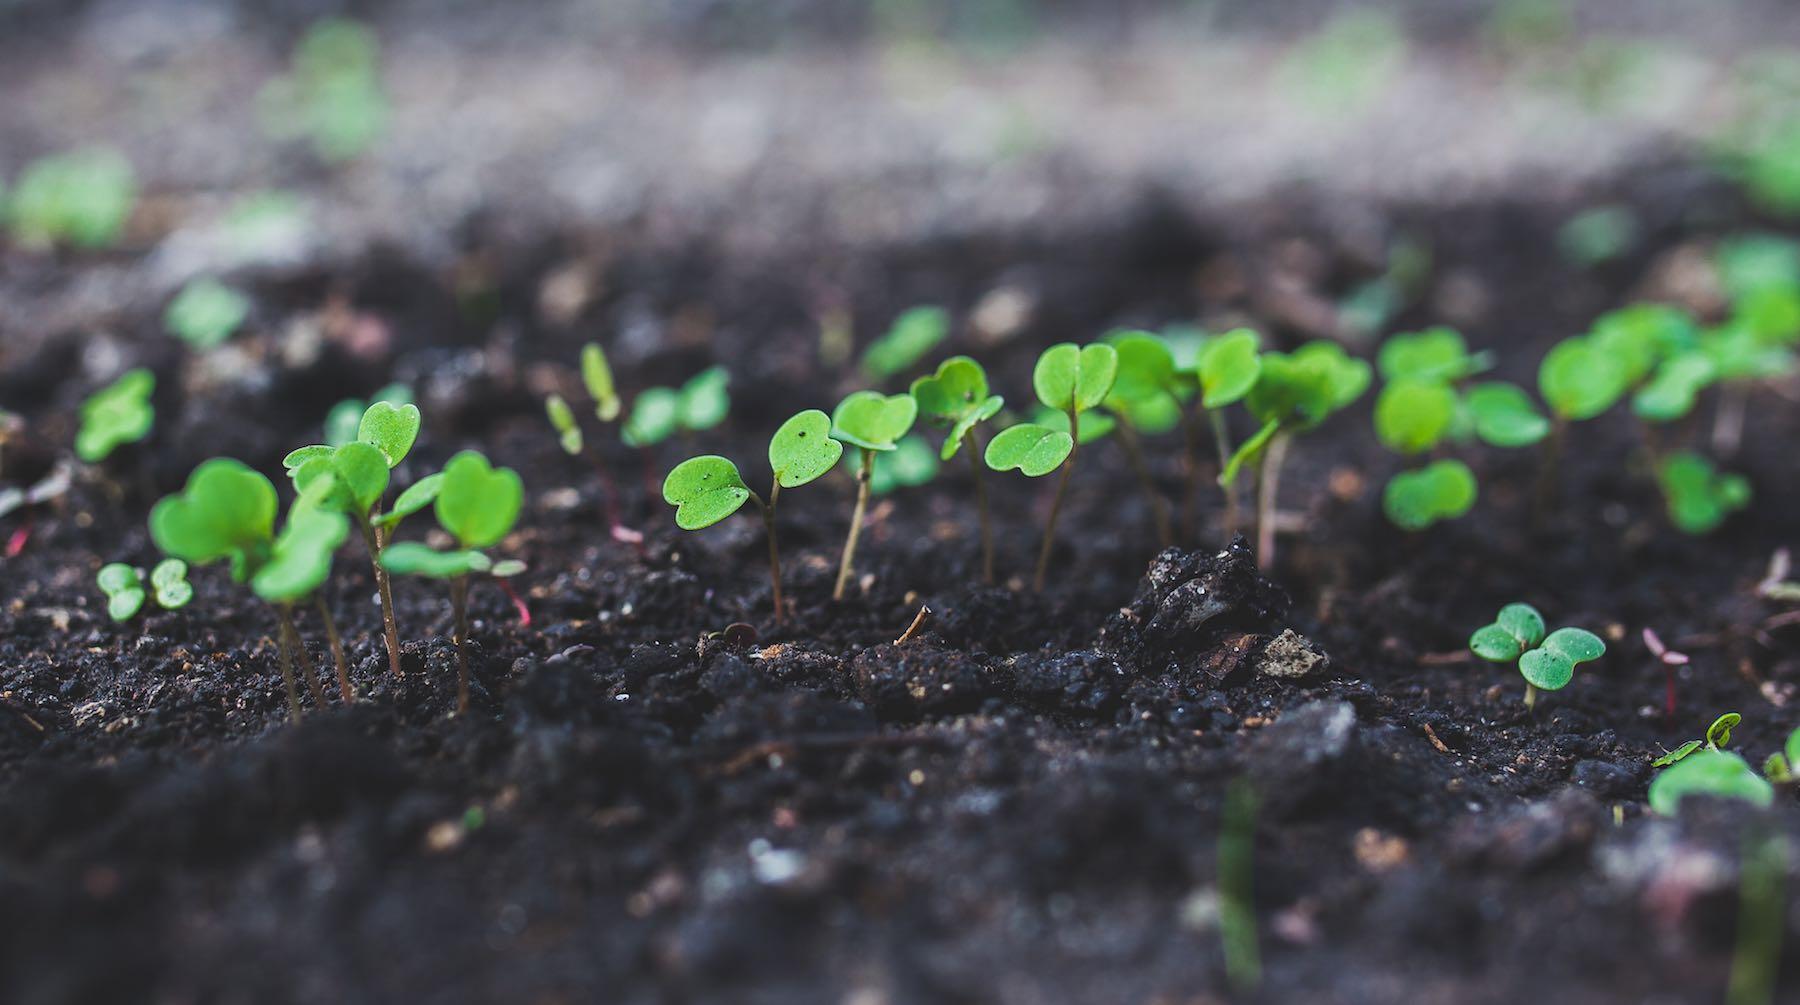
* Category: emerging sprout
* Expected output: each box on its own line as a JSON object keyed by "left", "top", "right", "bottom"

{"left": 545, "top": 394, "right": 582, "bottom": 455}
{"left": 911, "top": 356, "right": 1004, "bottom": 582}
{"left": 380, "top": 450, "right": 524, "bottom": 714}
{"left": 1382, "top": 459, "right": 1476, "bottom": 530}
{"left": 581, "top": 343, "right": 622, "bottom": 422}
{"left": 259, "top": 18, "right": 387, "bottom": 162}
{"left": 1377, "top": 326, "right": 1491, "bottom": 383}
{"left": 622, "top": 367, "right": 731, "bottom": 447}
{"left": 1760, "top": 727, "right": 1800, "bottom": 783}
{"left": 6, "top": 147, "right": 137, "bottom": 248}
{"left": 165, "top": 279, "right": 250, "bottom": 350}
{"left": 1469, "top": 602, "right": 1605, "bottom": 708}
{"left": 97, "top": 563, "right": 148, "bottom": 622}
{"left": 662, "top": 409, "right": 842, "bottom": 623}
{"left": 151, "top": 558, "right": 193, "bottom": 609}
{"left": 545, "top": 343, "right": 635, "bottom": 543}
{"left": 862, "top": 306, "right": 949, "bottom": 381}
{"left": 76, "top": 368, "right": 155, "bottom": 463}
{"left": 831, "top": 392, "right": 919, "bottom": 599}
{"left": 1657, "top": 451, "right": 1751, "bottom": 534}
{"left": 1647, "top": 748, "right": 1773, "bottom": 816}
{"left": 1652, "top": 711, "right": 1742, "bottom": 768}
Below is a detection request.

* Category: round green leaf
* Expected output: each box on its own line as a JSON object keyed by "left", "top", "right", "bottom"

{"left": 862, "top": 306, "right": 948, "bottom": 380}
{"left": 1658, "top": 451, "right": 1751, "bottom": 535}
{"left": 1033, "top": 342, "right": 1119, "bottom": 414}
{"left": 1647, "top": 749, "right": 1774, "bottom": 816}
{"left": 107, "top": 588, "right": 146, "bottom": 622}
{"left": 662, "top": 455, "right": 751, "bottom": 530}
{"left": 1375, "top": 379, "right": 1459, "bottom": 454}
{"left": 622, "top": 387, "right": 680, "bottom": 447}
{"left": 381, "top": 541, "right": 492, "bottom": 579}
{"left": 911, "top": 356, "right": 1004, "bottom": 458}
{"left": 164, "top": 279, "right": 250, "bottom": 350}
{"left": 1469, "top": 625, "right": 1523, "bottom": 662}
{"left": 97, "top": 562, "right": 141, "bottom": 596}
{"left": 435, "top": 450, "right": 523, "bottom": 548}
{"left": 1197, "top": 328, "right": 1262, "bottom": 408}
{"left": 1518, "top": 648, "right": 1575, "bottom": 691}
{"left": 1632, "top": 352, "right": 1716, "bottom": 423}
{"left": 1106, "top": 332, "right": 1178, "bottom": 405}
{"left": 251, "top": 505, "right": 349, "bottom": 602}
{"left": 1464, "top": 382, "right": 1550, "bottom": 447}
{"left": 1590, "top": 304, "right": 1697, "bottom": 385}
{"left": 1469, "top": 602, "right": 1545, "bottom": 662}
{"left": 769, "top": 409, "right": 843, "bottom": 489}
{"left": 1377, "top": 327, "right": 1488, "bottom": 383}
{"left": 1497, "top": 603, "right": 1547, "bottom": 649}
{"left": 150, "top": 458, "right": 278, "bottom": 579}
{"left": 357, "top": 400, "right": 420, "bottom": 468}
{"left": 1540, "top": 626, "right": 1605, "bottom": 665}
{"left": 866, "top": 435, "right": 939, "bottom": 495}
{"left": 1381, "top": 459, "right": 1476, "bottom": 531}
{"left": 832, "top": 391, "right": 918, "bottom": 451}
{"left": 1538, "top": 337, "right": 1625, "bottom": 421}
{"left": 984, "top": 423, "right": 1073, "bottom": 477}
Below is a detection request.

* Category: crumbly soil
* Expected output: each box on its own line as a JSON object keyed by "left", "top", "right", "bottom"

{"left": 5, "top": 124, "right": 1800, "bottom": 1005}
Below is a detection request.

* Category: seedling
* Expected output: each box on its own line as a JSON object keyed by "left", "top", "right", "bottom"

{"left": 544, "top": 343, "right": 636, "bottom": 544}
{"left": 911, "top": 355, "right": 1004, "bottom": 581}
{"left": 1657, "top": 451, "right": 1751, "bottom": 534}
{"left": 76, "top": 368, "right": 154, "bottom": 463}
{"left": 258, "top": 18, "right": 387, "bottom": 162}
{"left": 151, "top": 558, "right": 193, "bottom": 609}
{"left": 546, "top": 394, "right": 582, "bottom": 454}
{"left": 1647, "top": 748, "right": 1773, "bottom": 816}
{"left": 97, "top": 564, "right": 148, "bottom": 622}
{"left": 622, "top": 367, "right": 730, "bottom": 447}
{"left": 986, "top": 342, "right": 1118, "bottom": 591}
{"left": 858, "top": 435, "right": 939, "bottom": 495}
{"left": 380, "top": 450, "right": 523, "bottom": 713}
{"left": 253, "top": 502, "right": 353, "bottom": 705}
{"left": 863, "top": 306, "right": 948, "bottom": 381}
{"left": 1190, "top": 328, "right": 1263, "bottom": 536}
{"left": 1382, "top": 459, "right": 1477, "bottom": 530}
{"left": 1100, "top": 332, "right": 1188, "bottom": 546}
{"left": 6, "top": 147, "right": 137, "bottom": 248}
{"left": 165, "top": 279, "right": 250, "bottom": 349}
{"left": 1377, "top": 326, "right": 1492, "bottom": 384}
{"left": 1759, "top": 727, "right": 1800, "bottom": 783}
{"left": 831, "top": 392, "right": 919, "bottom": 599}
{"left": 581, "top": 342, "right": 622, "bottom": 422}
{"left": 1469, "top": 602, "right": 1605, "bottom": 708}
{"left": 1652, "top": 711, "right": 1742, "bottom": 768}
{"left": 324, "top": 384, "right": 411, "bottom": 447}
{"left": 1643, "top": 627, "right": 1690, "bottom": 725}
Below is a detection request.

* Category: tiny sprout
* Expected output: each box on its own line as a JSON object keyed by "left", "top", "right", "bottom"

{"left": 1374, "top": 378, "right": 1459, "bottom": 454}
{"left": 1382, "top": 459, "right": 1476, "bottom": 531}
{"left": 7, "top": 147, "right": 137, "bottom": 248}
{"left": 911, "top": 356, "right": 1004, "bottom": 581}
{"left": 1652, "top": 712, "right": 1741, "bottom": 768}
{"left": 831, "top": 392, "right": 919, "bottom": 599}
{"left": 1761, "top": 727, "right": 1800, "bottom": 783}
{"left": 165, "top": 279, "right": 250, "bottom": 349}
{"left": 1377, "top": 326, "right": 1491, "bottom": 383}
{"left": 1192, "top": 328, "right": 1264, "bottom": 537}
{"left": 77, "top": 367, "right": 155, "bottom": 463}
{"left": 97, "top": 563, "right": 147, "bottom": 622}
{"left": 259, "top": 18, "right": 387, "bottom": 162}
{"left": 1469, "top": 602, "right": 1605, "bottom": 708}
{"left": 151, "top": 559, "right": 192, "bottom": 609}
{"left": 581, "top": 343, "right": 622, "bottom": 422}
{"left": 622, "top": 367, "right": 731, "bottom": 447}
{"left": 1657, "top": 451, "right": 1750, "bottom": 534}
{"left": 546, "top": 394, "right": 582, "bottom": 455}
{"left": 862, "top": 306, "right": 949, "bottom": 381}
{"left": 1538, "top": 336, "right": 1625, "bottom": 421}
{"left": 1647, "top": 749, "right": 1773, "bottom": 816}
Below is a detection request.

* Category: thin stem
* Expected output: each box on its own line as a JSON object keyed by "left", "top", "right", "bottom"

{"left": 1033, "top": 407, "right": 1080, "bottom": 593}
{"left": 1254, "top": 432, "right": 1289, "bottom": 573}
{"left": 1115, "top": 420, "right": 1174, "bottom": 547}
{"left": 451, "top": 575, "right": 471, "bottom": 715}
{"left": 1524, "top": 682, "right": 1538, "bottom": 712}
{"left": 315, "top": 595, "right": 355, "bottom": 703}
{"left": 755, "top": 484, "right": 786, "bottom": 625}
{"left": 272, "top": 608, "right": 303, "bottom": 719}
{"left": 1210, "top": 408, "right": 1240, "bottom": 538}
{"left": 964, "top": 430, "right": 995, "bottom": 585}
{"left": 282, "top": 604, "right": 329, "bottom": 707}
{"left": 359, "top": 516, "right": 404, "bottom": 679}
{"left": 833, "top": 449, "right": 875, "bottom": 601}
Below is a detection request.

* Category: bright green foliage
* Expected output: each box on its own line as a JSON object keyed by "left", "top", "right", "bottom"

{"left": 251, "top": 505, "right": 349, "bottom": 602}
{"left": 323, "top": 385, "right": 411, "bottom": 448}
{"left": 1033, "top": 342, "right": 1119, "bottom": 414}
{"left": 1648, "top": 749, "right": 1774, "bottom": 815}
{"left": 865, "top": 435, "right": 940, "bottom": 495}
{"left": 373, "top": 472, "right": 444, "bottom": 529}
{"left": 1196, "top": 329, "right": 1262, "bottom": 408}
{"left": 1464, "top": 382, "right": 1551, "bottom": 446}
{"left": 259, "top": 18, "right": 387, "bottom": 162}
{"left": 77, "top": 368, "right": 155, "bottom": 462}
{"left": 1224, "top": 341, "right": 1370, "bottom": 485}
{"left": 546, "top": 394, "right": 582, "bottom": 454}
{"left": 436, "top": 451, "right": 523, "bottom": 548}
{"left": 1519, "top": 627, "right": 1607, "bottom": 691}
{"left": 1538, "top": 337, "right": 1626, "bottom": 420}
{"left": 581, "top": 343, "right": 622, "bottom": 422}
{"left": 1708, "top": 711, "right": 1742, "bottom": 750}
{"left": 1657, "top": 451, "right": 1751, "bottom": 534}
{"left": 661, "top": 455, "right": 750, "bottom": 530}
{"left": 380, "top": 542, "right": 491, "bottom": 579}
{"left": 1733, "top": 285, "right": 1800, "bottom": 344}
{"left": 1590, "top": 304, "right": 1698, "bottom": 386}
{"left": 623, "top": 388, "right": 679, "bottom": 446}
{"left": 1377, "top": 327, "right": 1490, "bottom": 383}
{"left": 910, "top": 356, "right": 1004, "bottom": 460}
{"left": 831, "top": 391, "right": 918, "bottom": 451}
{"left": 151, "top": 558, "right": 192, "bottom": 609}
{"left": 1761, "top": 727, "right": 1800, "bottom": 782}
{"left": 97, "top": 564, "right": 147, "bottom": 622}
{"left": 1699, "top": 322, "right": 1795, "bottom": 381}
{"left": 1103, "top": 332, "right": 1188, "bottom": 433}
{"left": 985, "top": 423, "right": 1074, "bottom": 477}
{"left": 1382, "top": 459, "right": 1477, "bottom": 530}
{"left": 1633, "top": 352, "right": 1717, "bottom": 421}
{"left": 1716, "top": 233, "right": 1800, "bottom": 300}
{"left": 1374, "top": 379, "right": 1459, "bottom": 454}
{"left": 358, "top": 401, "right": 420, "bottom": 468}
{"left": 165, "top": 279, "right": 250, "bottom": 349}
{"left": 150, "top": 459, "right": 279, "bottom": 581}
{"left": 862, "top": 306, "right": 948, "bottom": 380}
{"left": 6, "top": 148, "right": 137, "bottom": 248}
{"left": 290, "top": 441, "right": 390, "bottom": 517}
{"left": 622, "top": 368, "right": 731, "bottom": 446}
{"left": 769, "top": 409, "right": 843, "bottom": 488}
{"left": 1469, "top": 603, "right": 1547, "bottom": 662}
{"left": 1557, "top": 205, "right": 1639, "bottom": 268}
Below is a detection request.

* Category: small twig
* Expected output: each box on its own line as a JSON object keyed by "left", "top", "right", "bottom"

{"left": 894, "top": 605, "right": 931, "bottom": 645}
{"left": 1421, "top": 722, "right": 1452, "bottom": 755}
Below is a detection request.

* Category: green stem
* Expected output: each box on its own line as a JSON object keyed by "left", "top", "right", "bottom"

{"left": 281, "top": 604, "right": 328, "bottom": 708}
{"left": 833, "top": 449, "right": 875, "bottom": 601}
{"left": 1115, "top": 419, "right": 1173, "bottom": 547}
{"left": 359, "top": 516, "right": 404, "bottom": 679}
{"left": 451, "top": 575, "right": 471, "bottom": 715}
{"left": 1255, "top": 432, "right": 1289, "bottom": 572}
{"left": 754, "top": 484, "right": 786, "bottom": 625}
{"left": 1524, "top": 682, "right": 1538, "bottom": 711}
{"left": 1033, "top": 407, "right": 1080, "bottom": 593}
{"left": 964, "top": 430, "right": 995, "bottom": 585}
{"left": 272, "top": 607, "right": 303, "bottom": 719}
{"left": 315, "top": 595, "right": 355, "bottom": 703}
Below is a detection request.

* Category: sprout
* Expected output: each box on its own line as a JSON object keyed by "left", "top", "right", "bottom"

{"left": 253, "top": 502, "right": 354, "bottom": 707}
{"left": 6, "top": 147, "right": 137, "bottom": 248}
{"left": 1468, "top": 602, "right": 1605, "bottom": 708}
{"left": 1647, "top": 749, "right": 1774, "bottom": 816}
{"left": 1760, "top": 727, "right": 1800, "bottom": 783}
{"left": 1100, "top": 332, "right": 1187, "bottom": 546}
{"left": 622, "top": 367, "right": 731, "bottom": 447}
{"left": 546, "top": 394, "right": 582, "bottom": 454}
{"left": 258, "top": 18, "right": 387, "bottom": 162}
{"left": 1192, "top": 328, "right": 1264, "bottom": 536}
{"left": 1538, "top": 336, "right": 1626, "bottom": 421}
{"left": 581, "top": 343, "right": 622, "bottom": 422}
{"left": 97, "top": 563, "right": 147, "bottom": 622}
{"left": 165, "top": 279, "right": 250, "bottom": 350}
{"left": 151, "top": 558, "right": 193, "bottom": 610}
{"left": 863, "top": 435, "right": 939, "bottom": 495}
{"left": 662, "top": 410, "right": 842, "bottom": 623}
{"left": 545, "top": 343, "right": 635, "bottom": 543}
{"left": 380, "top": 450, "right": 524, "bottom": 714}
{"left": 1657, "top": 451, "right": 1751, "bottom": 534}
{"left": 1652, "top": 711, "right": 1742, "bottom": 768}
{"left": 831, "top": 392, "right": 919, "bottom": 599}
{"left": 76, "top": 368, "right": 155, "bottom": 463}
{"left": 1382, "top": 459, "right": 1477, "bottom": 531}
{"left": 862, "top": 306, "right": 949, "bottom": 381}
{"left": 1374, "top": 379, "right": 1459, "bottom": 454}
{"left": 911, "top": 356, "right": 1004, "bottom": 582}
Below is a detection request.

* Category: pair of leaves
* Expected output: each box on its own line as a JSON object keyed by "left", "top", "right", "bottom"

{"left": 910, "top": 356, "right": 1003, "bottom": 461}
{"left": 285, "top": 440, "right": 390, "bottom": 517}
{"left": 1468, "top": 602, "right": 1606, "bottom": 692}
{"left": 1651, "top": 712, "right": 1742, "bottom": 768}
{"left": 379, "top": 451, "right": 523, "bottom": 577}
{"left": 96, "top": 559, "right": 191, "bottom": 621}
{"left": 150, "top": 458, "right": 278, "bottom": 582}
{"left": 664, "top": 410, "right": 843, "bottom": 530}
{"left": 1382, "top": 459, "right": 1476, "bottom": 531}
{"left": 324, "top": 389, "right": 414, "bottom": 451}
{"left": 623, "top": 367, "right": 731, "bottom": 447}
{"left": 1374, "top": 379, "right": 1549, "bottom": 454}
{"left": 1657, "top": 451, "right": 1751, "bottom": 535}
{"left": 77, "top": 368, "right": 155, "bottom": 463}
{"left": 165, "top": 279, "right": 249, "bottom": 349}
{"left": 985, "top": 342, "right": 1119, "bottom": 479}
{"left": 863, "top": 306, "right": 948, "bottom": 381}
{"left": 302, "top": 399, "right": 419, "bottom": 470}
{"left": 832, "top": 392, "right": 918, "bottom": 451}
{"left": 1245, "top": 341, "right": 1371, "bottom": 432}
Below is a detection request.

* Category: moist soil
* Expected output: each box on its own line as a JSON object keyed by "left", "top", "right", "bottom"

{"left": 4, "top": 167, "right": 1800, "bottom": 1005}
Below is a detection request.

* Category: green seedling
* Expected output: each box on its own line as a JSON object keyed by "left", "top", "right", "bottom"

{"left": 1634, "top": 351, "right": 1717, "bottom": 422}
{"left": 863, "top": 306, "right": 948, "bottom": 381}
{"left": 254, "top": 501, "right": 354, "bottom": 708}
{"left": 1225, "top": 341, "right": 1370, "bottom": 570}
{"left": 1100, "top": 332, "right": 1190, "bottom": 546}
{"left": 1382, "top": 459, "right": 1477, "bottom": 530}
{"left": 258, "top": 18, "right": 387, "bottom": 162}
{"left": 622, "top": 367, "right": 730, "bottom": 447}
{"left": 1469, "top": 602, "right": 1605, "bottom": 708}
{"left": 546, "top": 394, "right": 583, "bottom": 454}
{"left": 6, "top": 147, "right": 137, "bottom": 248}
{"left": 860, "top": 434, "right": 939, "bottom": 495}
{"left": 1657, "top": 451, "right": 1751, "bottom": 534}
{"left": 151, "top": 558, "right": 193, "bottom": 609}
{"left": 1759, "top": 727, "right": 1800, "bottom": 783}
{"left": 1538, "top": 336, "right": 1627, "bottom": 422}
{"left": 911, "top": 356, "right": 1004, "bottom": 581}
{"left": 1374, "top": 378, "right": 1460, "bottom": 455}
{"left": 1717, "top": 233, "right": 1800, "bottom": 302}
{"left": 97, "top": 564, "right": 147, "bottom": 622}
{"left": 1652, "top": 712, "right": 1742, "bottom": 768}
{"left": 324, "top": 384, "right": 412, "bottom": 447}
{"left": 582, "top": 343, "right": 622, "bottom": 422}
{"left": 1647, "top": 749, "right": 1774, "bottom": 816}
{"left": 76, "top": 368, "right": 155, "bottom": 463}
{"left": 1377, "top": 327, "right": 1492, "bottom": 384}
{"left": 543, "top": 343, "right": 635, "bottom": 543}
{"left": 165, "top": 279, "right": 250, "bottom": 349}
{"left": 1464, "top": 382, "right": 1552, "bottom": 447}
{"left": 831, "top": 392, "right": 919, "bottom": 599}
{"left": 1339, "top": 237, "right": 1432, "bottom": 337}
{"left": 1191, "top": 328, "right": 1264, "bottom": 536}
{"left": 380, "top": 450, "right": 523, "bottom": 713}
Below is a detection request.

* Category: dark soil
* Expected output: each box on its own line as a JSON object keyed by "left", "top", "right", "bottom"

{"left": 4, "top": 164, "right": 1800, "bottom": 1005}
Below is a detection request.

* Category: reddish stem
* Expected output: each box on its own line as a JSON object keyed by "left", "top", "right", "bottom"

{"left": 4, "top": 521, "right": 29, "bottom": 558}
{"left": 498, "top": 577, "right": 532, "bottom": 627}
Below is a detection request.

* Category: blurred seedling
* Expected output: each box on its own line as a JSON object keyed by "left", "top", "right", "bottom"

{"left": 910, "top": 356, "right": 1004, "bottom": 581}
{"left": 623, "top": 367, "right": 730, "bottom": 447}
{"left": 381, "top": 450, "right": 524, "bottom": 714}
{"left": 986, "top": 342, "right": 1118, "bottom": 591}
{"left": 863, "top": 306, "right": 949, "bottom": 382}
{"left": 165, "top": 279, "right": 250, "bottom": 350}
{"left": 543, "top": 343, "right": 637, "bottom": 544}
{"left": 77, "top": 368, "right": 155, "bottom": 464}
{"left": 1643, "top": 627, "right": 1690, "bottom": 726}
{"left": 6, "top": 147, "right": 137, "bottom": 249}
{"left": 1652, "top": 711, "right": 1742, "bottom": 768}
{"left": 1382, "top": 459, "right": 1477, "bottom": 531}
{"left": 1099, "top": 332, "right": 1189, "bottom": 547}
{"left": 1189, "top": 329, "right": 1263, "bottom": 537}
{"left": 856, "top": 435, "right": 939, "bottom": 496}
{"left": 1648, "top": 744, "right": 1774, "bottom": 817}
{"left": 1469, "top": 602, "right": 1606, "bottom": 709}
{"left": 324, "top": 383, "right": 411, "bottom": 447}
{"left": 1759, "top": 727, "right": 1800, "bottom": 784}
{"left": 259, "top": 18, "right": 388, "bottom": 163}
{"left": 831, "top": 392, "right": 919, "bottom": 599}
{"left": 99, "top": 560, "right": 193, "bottom": 621}
{"left": 663, "top": 410, "right": 842, "bottom": 623}
{"left": 1657, "top": 451, "right": 1751, "bottom": 535}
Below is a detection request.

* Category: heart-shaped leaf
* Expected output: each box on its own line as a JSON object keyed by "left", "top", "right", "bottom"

{"left": 581, "top": 343, "right": 622, "bottom": 422}
{"left": 1105, "top": 332, "right": 1178, "bottom": 406}
{"left": 436, "top": 450, "right": 523, "bottom": 548}
{"left": 1464, "top": 382, "right": 1550, "bottom": 447}
{"left": 150, "top": 458, "right": 278, "bottom": 581}
{"left": 1539, "top": 337, "right": 1626, "bottom": 420}
{"left": 96, "top": 563, "right": 145, "bottom": 622}
{"left": 862, "top": 306, "right": 948, "bottom": 380}
{"left": 910, "top": 356, "right": 1005, "bottom": 459}
{"left": 150, "top": 558, "right": 192, "bottom": 609}
{"left": 76, "top": 368, "right": 155, "bottom": 463}
{"left": 1377, "top": 327, "right": 1490, "bottom": 383}
{"left": 769, "top": 409, "right": 843, "bottom": 489}
{"left": 251, "top": 505, "right": 349, "bottom": 602}
{"left": 984, "top": 423, "right": 1073, "bottom": 477}
{"left": 1469, "top": 602, "right": 1546, "bottom": 662}
{"left": 374, "top": 472, "right": 444, "bottom": 529}
{"left": 1197, "top": 328, "right": 1262, "bottom": 408}
{"left": 1381, "top": 459, "right": 1476, "bottom": 530}
{"left": 832, "top": 391, "right": 918, "bottom": 451}
{"left": 1375, "top": 379, "right": 1459, "bottom": 454}
{"left": 1033, "top": 342, "right": 1119, "bottom": 414}
{"left": 164, "top": 278, "right": 249, "bottom": 349}
{"left": 662, "top": 455, "right": 751, "bottom": 530}
{"left": 381, "top": 541, "right": 492, "bottom": 579}
{"left": 1518, "top": 647, "right": 1577, "bottom": 691}
{"left": 293, "top": 441, "right": 390, "bottom": 516}
{"left": 358, "top": 401, "right": 420, "bottom": 468}
{"left": 862, "top": 435, "right": 939, "bottom": 494}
